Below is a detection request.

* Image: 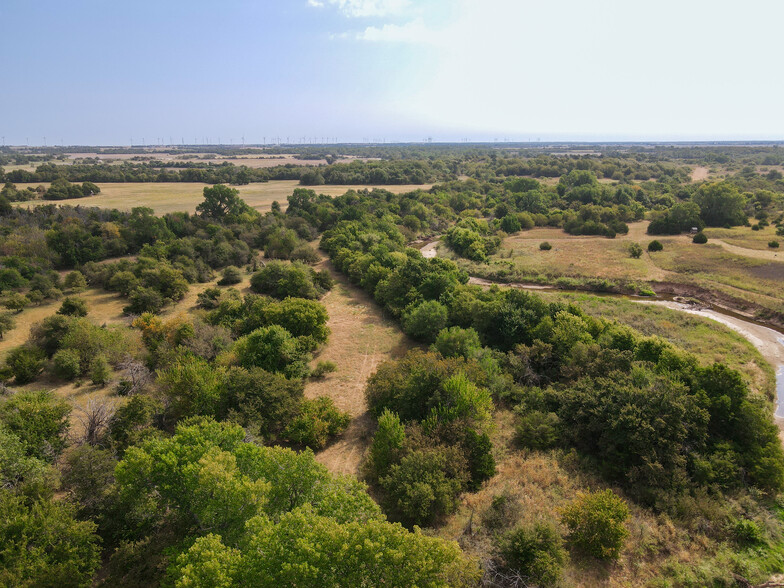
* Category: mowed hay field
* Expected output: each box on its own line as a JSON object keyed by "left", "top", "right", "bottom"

{"left": 12, "top": 180, "right": 433, "bottom": 215}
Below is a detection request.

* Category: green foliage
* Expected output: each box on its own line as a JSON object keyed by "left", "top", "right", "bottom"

{"left": 106, "top": 395, "right": 163, "bottom": 454}
{"left": 232, "top": 325, "right": 312, "bottom": 378}
{"left": 3, "top": 292, "right": 29, "bottom": 313}
{"left": 220, "top": 367, "right": 303, "bottom": 441}
{"left": 481, "top": 491, "right": 523, "bottom": 532}
{"left": 61, "top": 445, "right": 117, "bottom": 519}
{"left": 249, "top": 261, "right": 328, "bottom": 300}
{"left": 196, "top": 184, "right": 254, "bottom": 221}
{"left": 499, "top": 522, "right": 567, "bottom": 587}
{"left": 4, "top": 345, "right": 45, "bottom": 384}
{"left": 402, "top": 300, "right": 448, "bottom": 342}
{"left": 0, "top": 390, "right": 71, "bottom": 461}
{"left": 63, "top": 271, "right": 87, "bottom": 291}
{"left": 0, "top": 312, "right": 16, "bottom": 339}
{"left": 380, "top": 445, "right": 469, "bottom": 527}
{"left": 124, "top": 286, "right": 165, "bottom": 314}
{"left": 52, "top": 348, "right": 82, "bottom": 380}
{"left": 284, "top": 396, "right": 350, "bottom": 449}
{"left": 768, "top": 240, "right": 779, "bottom": 248}
{"left": 217, "top": 265, "right": 243, "bottom": 285}
{"left": 628, "top": 242, "right": 643, "bottom": 258}
{"left": 561, "top": 489, "right": 630, "bottom": 560}
{"left": 311, "top": 360, "right": 337, "bottom": 378}
{"left": 0, "top": 423, "right": 53, "bottom": 495}
{"left": 693, "top": 182, "right": 747, "bottom": 227}
{"left": 0, "top": 490, "right": 100, "bottom": 588}
{"left": 365, "top": 409, "right": 406, "bottom": 483}
{"left": 169, "top": 508, "right": 480, "bottom": 587}
{"left": 157, "top": 354, "right": 225, "bottom": 419}
{"left": 89, "top": 355, "right": 111, "bottom": 386}
{"left": 692, "top": 231, "right": 708, "bottom": 243}
{"left": 539, "top": 241, "right": 552, "bottom": 251}
{"left": 57, "top": 296, "right": 88, "bottom": 317}
{"left": 648, "top": 239, "right": 664, "bottom": 251}
{"left": 517, "top": 410, "right": 560, "bottom": 450}
{"left": 433, "top": 326, "right": 482, "bottom": 359}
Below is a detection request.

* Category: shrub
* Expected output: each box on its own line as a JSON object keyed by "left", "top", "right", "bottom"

{"left": 290, "top": 243, "right": 321, "bottom": 264}
{"left": 628, "top": 242, "right": 643, "bottom": 258}
{"left": 693, "top": 232, "right": 708, "bottom": 244}
{"left": 217, "top": 266, "right": 243, "bottom": 286}
{"left": 433, "top": 327, "right": 481, "bottom": 359}
{"left": 63, "top": 271, "right": 88, "bottom": 291}
{"left": 52, "top": 348, "right": 82, "bottom": 380}
{"left": 283, "top": 396, "right": 350, "bottom": 449}
{"left": 733, "top": 519, "right": 763, "bottom": 545}
{"left": 769, "top": 240, "right": 780, "bottom": 248}
{"left": 90, "top": 356, "right": 111, "bottom": 386}
{"left": 4, "top": 345, "right": 46, "bottom": 384}
{"left": 499, "top": 522, "right": 567, "bottom": 587}
{"left": 124, "top": 287, "right": 165, "bottom": 314}
{"left": 57, "top": 296, "right": 88, "bottom": 317}
{"left": 561, "top": 489, "right": 629, "bottom": 560}
{"left": 232, "top": 325, "right": 311, "bottom": 379}
{"left": 647, "top": 240, "right": 663, "bottom": 252}
{"left": 539, "top": 242, "right": 552, "bottom": 251}
{"left": 517, "top": 410, "right": 560, "bottom": 450}
{"left": 482, "top": 491, "right": 523, "bottom": 532}
{"left": 250, "top": 261, "right": 326, "bottom": 300}
{"left": 3, "top": 292, "right": 29, "bottom": 313}
{"left": 402, "top": 300, "right": 448, "bottom": 343}
{"left": 365, "top": 409, "right": 406, "bottom": 483}
{"left": 380, "top": 446, "right": 469, "bottom": 527}
{"left": 311, "top": 360, "right": 337, "bottom": 379}
{"left": 500, "top": 214, "right": 522, "bottom": 233}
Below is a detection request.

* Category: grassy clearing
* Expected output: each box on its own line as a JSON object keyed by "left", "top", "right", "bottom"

{"left": 304, "top": 259, "right": 414, "bottom": 477}
{"left": 704, "top": 225, "right": 782, "bottom": 250}
{"left": 12, "top": 180, "right": 433, "bottom": 215}
{"left": 452, "top": 222, "right": 784, "bottom": 316}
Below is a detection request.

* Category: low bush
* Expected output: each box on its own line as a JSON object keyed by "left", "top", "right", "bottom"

{"left": 539, "top": 242, "right": 552, "bottom": 251}
{"left": 499, "top": 522, "right": 567, "bottom": 587}
{"left": 561, "top": 489, "right": 629, "bottom": 560}
{"left": 693, "top": 232, "right": 708, "bottom": 244}
{"left": 283, "top": 396, "right": 350, "bottom": 449}
{"left": 647, "top": 240, "right": 663, "bottom": 252}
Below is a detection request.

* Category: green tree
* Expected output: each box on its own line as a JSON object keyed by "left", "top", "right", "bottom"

{"left": 693, "top": 182, "right": 747, "bottom": 227}
{"left": 0, "top": 390, "right": 71, "bottom": 461}
{"left": 283, "top": 396, "right": 350, "bottom": 449}
{"left": 499, "top": 522, "right": 567, "bottom": 587}
{"left": 402, "top": 300, "right": 448, "bottom": 343}
{"left": 217, "top": 265, "right": 243, "bottom": 285}
{"left": 196, "top": 184, "right": 253, "bottom": 221}
{"left": 232, "top": 325, "right": 311, "bottom": 378}
{"left": 433, "top": 327, "right": 481, "bottom": 359}
{"left": 560, "top": 489, "right": 629, "bottom": 560}
{"left": 4, "top": 345, "right": 46, "bottom": 384}
{"left": 63, "top": 271, "right": 88, "bottom": 291}
{"left": 628, "top": 242, "right": 643, "bottom": 258}
{"left": 365, "top": 409, "right": 406, "bottom": 483}
{"left": 58, "top": 296, "right": 88, "bottom": 317}
{"left": 90, "top": 355, "right": 111, "bottom": 386}
{"left": 0, "top": 312, "right": 15, "bottom": 340}
{"left": 4, "top": 292, "right": 29, "bottom": 313}
{"left": 0, "top": 491, "right": 100, "bottom": 588}
{"left": 52, "top": 348, "right": 82, "bottom": 380}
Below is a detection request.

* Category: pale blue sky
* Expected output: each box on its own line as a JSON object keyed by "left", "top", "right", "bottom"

{"left": 2, "top": 0, "right": 782, "bottom": 145}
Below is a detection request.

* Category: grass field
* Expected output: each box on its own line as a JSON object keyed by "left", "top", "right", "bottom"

{"left": 304, "top": 256, "right": 414, "bottom": 477}
{"left": 12, "top": 180, "right": 433, "bottom": 215}
{"left": 448, "top": 221, "right": 784, "bottom": 316}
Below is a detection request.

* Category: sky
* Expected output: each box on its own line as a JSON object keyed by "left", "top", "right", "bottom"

{"left": 2, "top": 0, "right": 783, "bottom": 145}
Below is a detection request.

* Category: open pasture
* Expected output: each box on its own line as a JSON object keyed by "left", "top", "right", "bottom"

{"left": 12, "top": 180, "right": 432, "bottom": 214}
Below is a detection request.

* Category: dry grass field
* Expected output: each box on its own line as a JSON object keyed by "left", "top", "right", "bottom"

{"left": 451, "top": 221, "right": 784, "bottom": 316}
{"left": 12, "top": 180, "right": 432, "bottom": 215}
{"left": 304, "top": 258, "right": 414, "bottom": 477}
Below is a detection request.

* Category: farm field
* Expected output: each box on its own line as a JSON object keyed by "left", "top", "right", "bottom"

{"left": 11, "top": 180, "right": 433, "bottom": 214}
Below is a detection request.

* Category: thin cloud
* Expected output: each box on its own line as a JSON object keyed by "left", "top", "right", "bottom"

{"left": 357, "top": 18, "right": 431, "bottom": 42}
{"left": 308, "top": 0, "right": 412, "bottom": 18}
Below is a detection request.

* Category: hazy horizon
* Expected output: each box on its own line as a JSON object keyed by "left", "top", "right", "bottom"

{"left": 3, "top": 0, "right": 783, "bottom": 145}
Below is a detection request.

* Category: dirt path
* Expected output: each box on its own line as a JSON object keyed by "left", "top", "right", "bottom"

{"left": 305, "top": 259, "right": 413, "bottom": 477}
{"left": 691, "top": 166, "right": 710, "bottom": 182}
{"left": 712, "top": 238, "right": 783, "bottom": 261}
{"left": 420, "top": 240, "right": 440, "bottom": 259}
